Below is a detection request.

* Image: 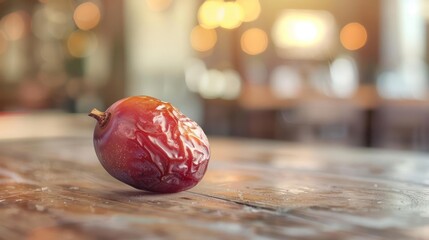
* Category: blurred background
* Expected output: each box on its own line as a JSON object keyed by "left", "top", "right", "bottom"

{"left": 1, "top": 0, "right": 429, "bottom": 151}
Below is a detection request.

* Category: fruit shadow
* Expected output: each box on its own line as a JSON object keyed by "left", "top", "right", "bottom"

{"left": 101, "top": 189, "right": 177, "bottom": 199}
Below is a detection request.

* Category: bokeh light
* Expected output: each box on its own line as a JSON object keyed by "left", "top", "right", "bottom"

{"left": 198, "top": 0, "right": 246, "bottom": 29}
{"left": 185, "top": 60, "right": 242, "bottom": 100}
{"left": 73, "top": 2, "right": 101, "bottom": 31}
{"left": 219, "top": 2, "right": 244, "bottom": 29}
{"left": 376, "top": 71, "right": 404, "bottom": 99}
{"left": 198, "top": 0, "right": 223, "bottom": 29}
{"left": 1, "top": 11, "right": 27, "bottom": 41}
{"left": 329, "top": 56, "right": 358, "bottom": 97}
{"left": 146, "top": 0, "right": 172, "bottom": 12}
{"left": 185, "top": 58, "right": 207, "bottom": 92}
{"left": 222, "top": 69, "right": 242, "bottom": 100}
{"left": 241, "top": 28, "right": 268, "bottom": 55}
{"left": 190, "top": 25, "right": 217, "bottom": 52}
{"left": 340, "top": 22, "right": 367, "bottom": 51}
{"left": 67, "top": 30, "right": 98, "bottom": 58}
{"left": 272, "top": 11, "right": 325, "bottom": 48}
{"left": 272, "top": 9, "right": 335, "bottom": 59}
{"left": 199, "top": 69, "right": 226, "bottom": 99}
{"left": 237, "top": 0, "right": 261, "bottom": 22}
{"left": 376, "top": 61, "right": 428, "bottom": 99}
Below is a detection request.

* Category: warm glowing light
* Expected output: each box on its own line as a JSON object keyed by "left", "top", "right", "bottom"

{"left": 340, "top": 22, "right": 367, "bottom": 51}
{"left": 73, "top": 2, "right": 101, "bottom": 31}
{"left": 67, "top": 30, "right": 98, "bottom": 58}
{"left": 236, "top": 0, "right": 261, "bottom": 22}
{"left": 190, "top": 25, "right": 217, "bottom": 52}
{"left": 241, "top": 28, "right": 268, "bottom": 55}
{"left": 219, "top": 2, "right": 244, "bottom": 29}
{"left": 1, "top": 11, "right": 27, "bottom": 41}
{"left": 272, "top": 10, "right": 335, "bottom": 59}
{"left": 146, "top": 0, "right": 172, "bottom": 12}
{"left": 198, "top": 0, "right": 223, "bottom": 29}
{"left": 198, "top": 0, "right": 245, "bottom": 29}
{"left": 272, "top": 11, "right": 326, "bottom": 48}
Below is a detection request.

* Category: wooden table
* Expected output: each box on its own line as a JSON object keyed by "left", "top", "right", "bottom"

{"left": 1, "top": 113, "right": 429, "bottom": 239}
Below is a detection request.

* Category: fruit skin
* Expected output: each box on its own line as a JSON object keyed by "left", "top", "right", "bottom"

{"left": 90, "top": 96, "right": 210, "bottom": 193}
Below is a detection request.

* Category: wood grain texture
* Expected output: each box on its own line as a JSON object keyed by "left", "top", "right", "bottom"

{"left": 1, "top": 132, "right": 429, "bottom": 239}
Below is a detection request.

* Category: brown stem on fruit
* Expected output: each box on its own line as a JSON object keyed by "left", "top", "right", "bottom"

{"left": 89, "top": 108, "right": 110, "bottom": 127}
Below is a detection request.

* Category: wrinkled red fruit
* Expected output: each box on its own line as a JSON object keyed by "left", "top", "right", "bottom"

{"left": 89, "top": 96, "right": 210, "bottom": 193}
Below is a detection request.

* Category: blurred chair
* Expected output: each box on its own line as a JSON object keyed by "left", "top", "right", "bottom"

{"left": 372, "top": 102, "right": 429, "bottom": 151}
{"left": 276, "top": 99, "right": 365, "bottom": 146}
